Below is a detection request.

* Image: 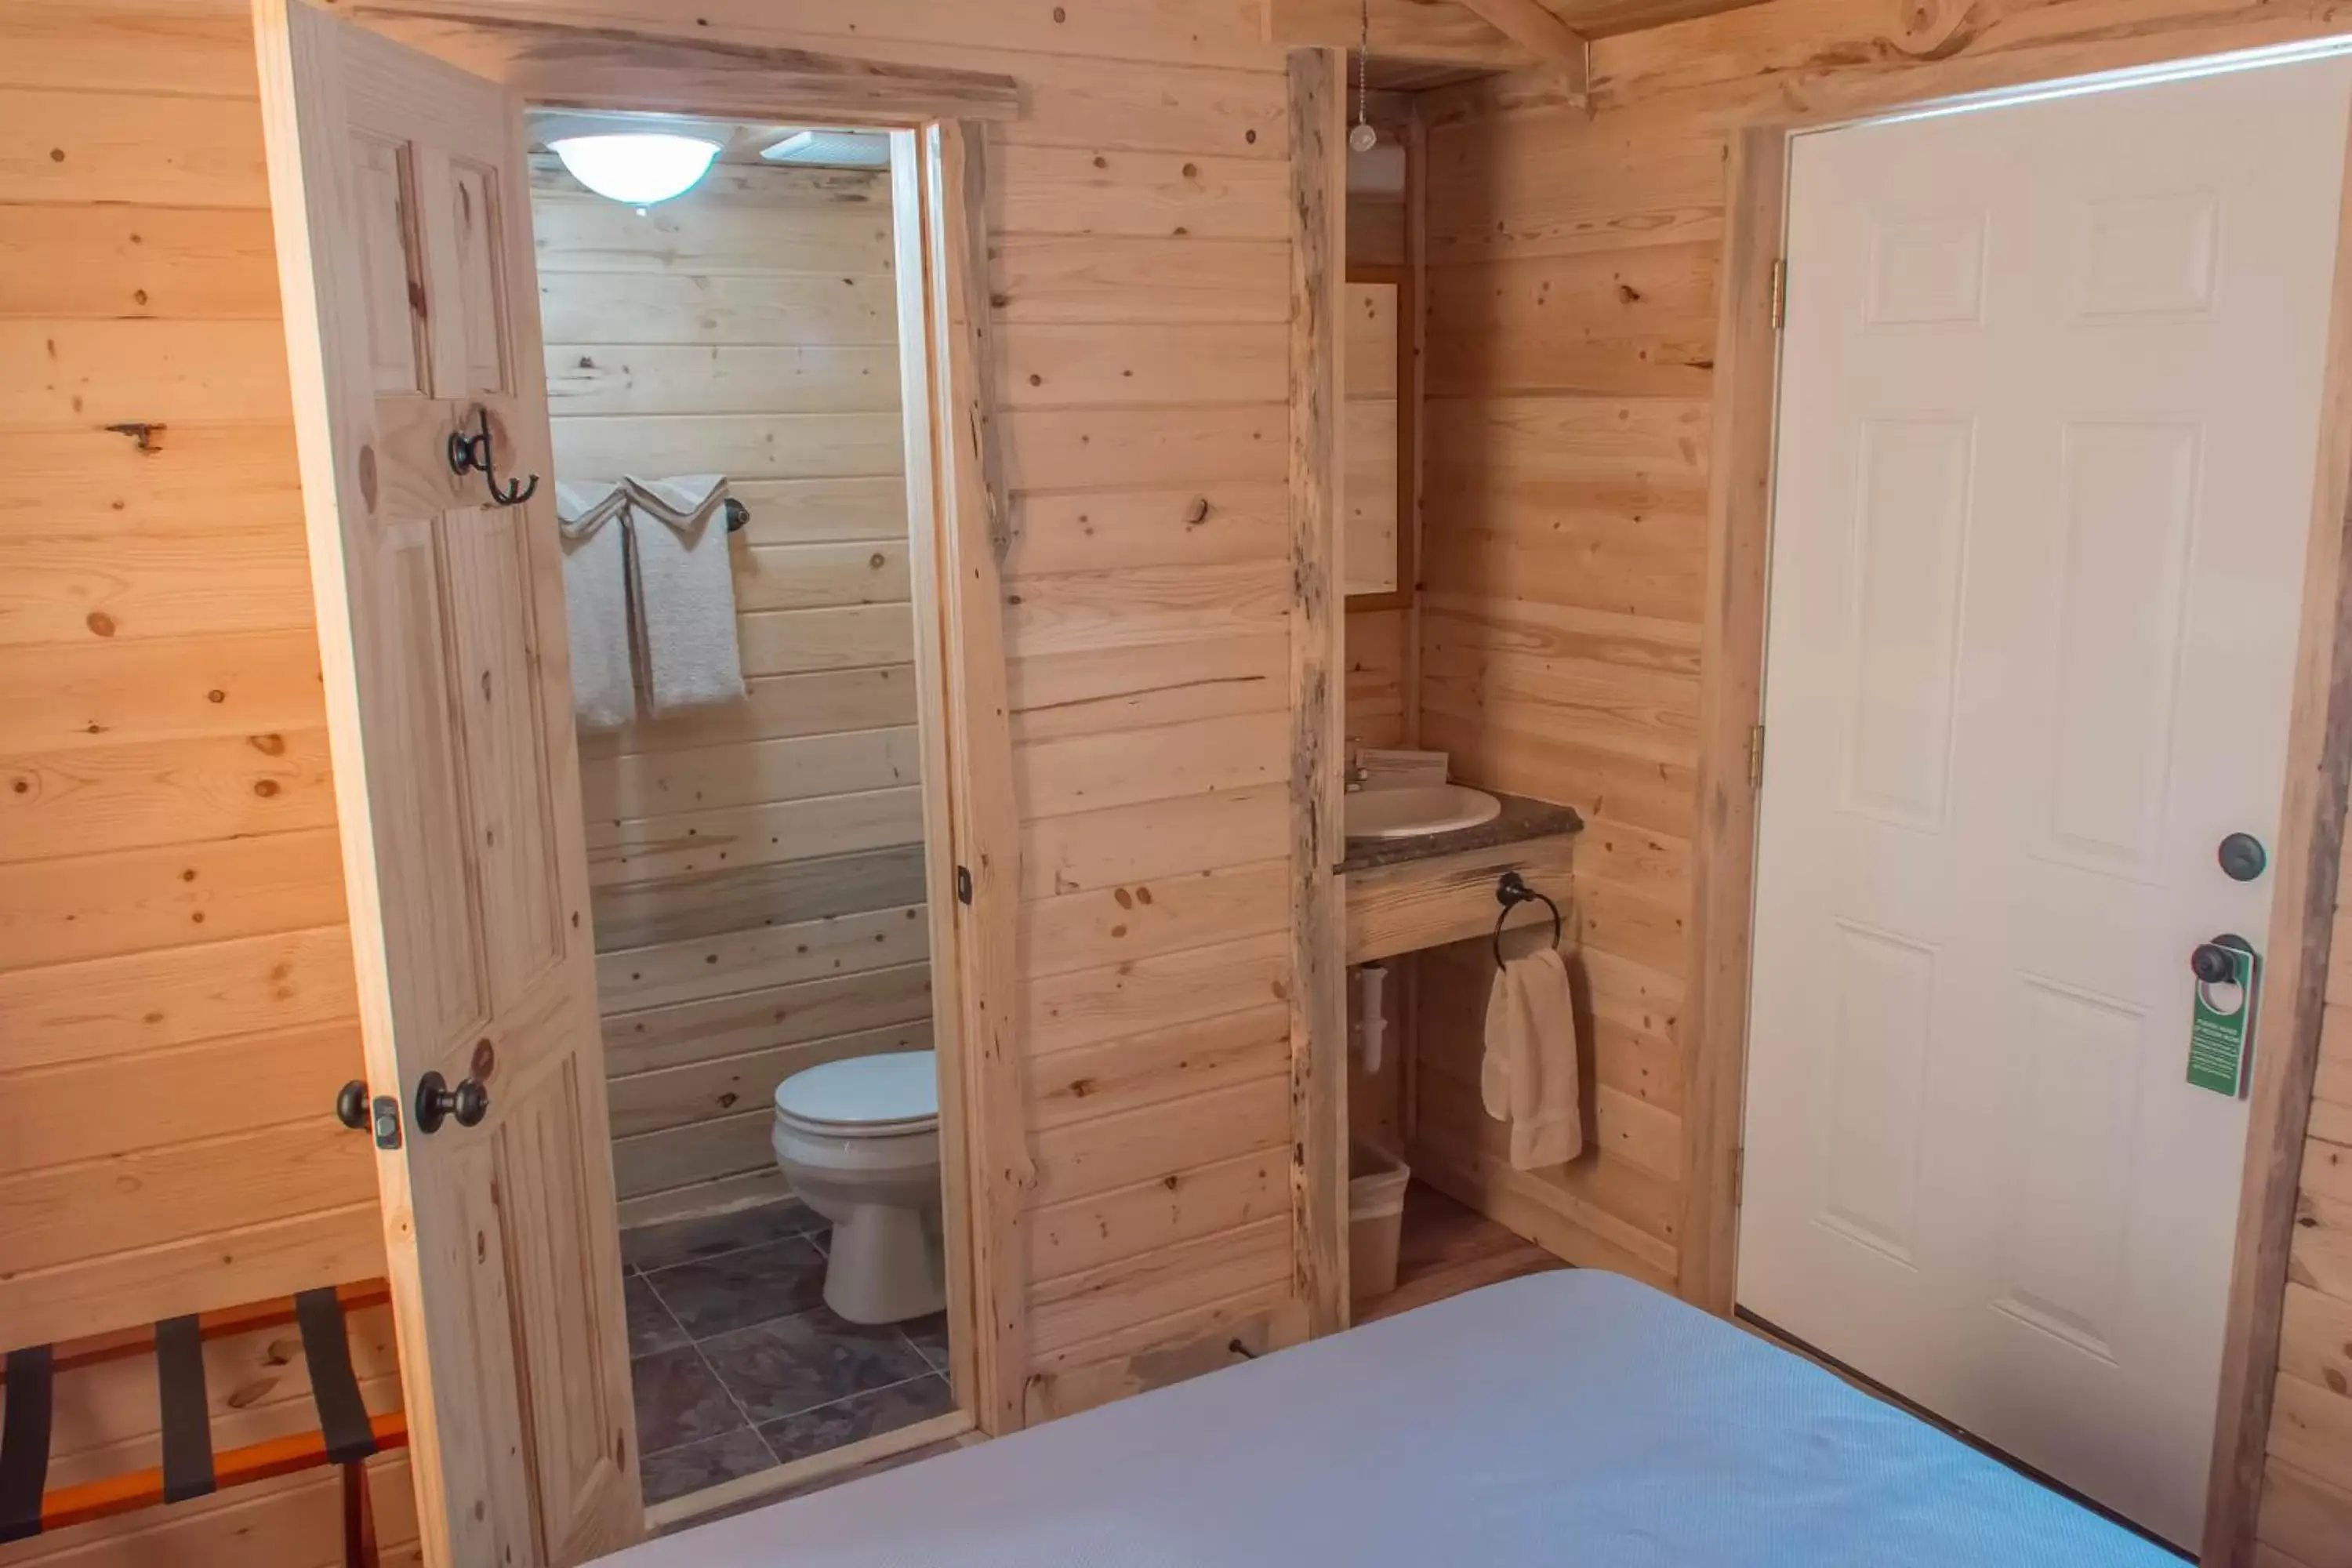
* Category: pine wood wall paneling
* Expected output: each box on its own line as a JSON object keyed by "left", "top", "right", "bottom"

{"left": 21, "top": 2, "right": 1316, "bottom": 1546}
{"left": 0, "top": 7, "right": 394, "bottom": 1562}
{"left": 535, "top": 155, "right": 937, "bottom": 1218}
{"left": 1409, "top": 77, "right": 1707, "bottom": 1281}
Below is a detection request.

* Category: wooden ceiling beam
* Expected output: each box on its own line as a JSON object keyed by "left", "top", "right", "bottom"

{"left": 1262, "top": 0, "right": 1530, "bottom": 71}
{"left": 1261, "top": 0, "right": 1590, "bottom": 104}
{"left": 1452, "top": 0, "right": 1590, "bottom": 102}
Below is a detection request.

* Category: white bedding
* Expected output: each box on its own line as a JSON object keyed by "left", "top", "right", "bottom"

{"left": 613, "top": 1271, "right": 2179, "bottom": 1566}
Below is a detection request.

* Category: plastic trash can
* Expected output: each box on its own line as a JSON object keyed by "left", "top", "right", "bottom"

{"left": 1348, "top": 1142, "right": 1411, "bottom": 1302}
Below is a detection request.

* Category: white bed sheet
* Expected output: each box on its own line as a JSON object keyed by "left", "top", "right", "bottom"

{"left": 612, "top": 1270, "right": 2180, "bottom": 1567}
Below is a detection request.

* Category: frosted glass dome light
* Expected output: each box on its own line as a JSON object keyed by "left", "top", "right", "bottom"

{"left": 550, "top": 133, "right": 720, "bottom": 205}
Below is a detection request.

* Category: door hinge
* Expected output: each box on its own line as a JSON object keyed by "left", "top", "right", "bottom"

{"left": 1769, "top": 257, "right": 1787, "bottom": 330}
{"left": 1747, "top": 723, "right": 1766, "bottom": 789}
{"left": 955, "top": 864, "right": 973, "bottom": 905}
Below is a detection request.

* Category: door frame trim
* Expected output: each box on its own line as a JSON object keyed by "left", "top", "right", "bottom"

{"left": 2201, "top": 93, "right": 2352, "bottom": 1568}
{"left": 1288, "top": 46, "right": 1351, "bottom": 1337}
{"left": 347, "top": 3, "right": 1033, "bottom": 1475}
{"left": 1682, "top": 78, "right": 2352, "bottom": 1566}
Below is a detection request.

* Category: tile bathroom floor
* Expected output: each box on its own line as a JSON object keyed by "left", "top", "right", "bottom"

{"left": 619, "top": 1197, "right": 955, "bottom": 1505}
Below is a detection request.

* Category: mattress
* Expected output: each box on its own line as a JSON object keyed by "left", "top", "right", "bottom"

{"left": 611, "top": 1270, "right": 2179, "bottom": 1567}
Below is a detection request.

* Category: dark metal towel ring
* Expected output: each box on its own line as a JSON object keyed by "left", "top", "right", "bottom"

{"left": 1493, "top": 870, "right": 1563, "bottom": 971}
{"left": 446, "top": 405, "right": 539, "bottom": 507}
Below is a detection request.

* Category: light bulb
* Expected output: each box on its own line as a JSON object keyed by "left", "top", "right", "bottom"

{"left": 550, "top": 134, "right": 721, "bottom": 206}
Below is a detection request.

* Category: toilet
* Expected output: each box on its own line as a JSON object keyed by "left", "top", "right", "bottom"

{"left": 770, "top": 1050, "right": 945, "bottom": 1325}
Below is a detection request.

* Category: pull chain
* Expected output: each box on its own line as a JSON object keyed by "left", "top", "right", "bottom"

{"left": 1351, "top": 0, "right": 1378, "bottom": 151}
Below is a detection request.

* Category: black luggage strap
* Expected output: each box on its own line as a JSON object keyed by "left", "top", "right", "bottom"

{"left": 0, "top": 1345, "right": 52, "bottom": 1543}
{"left": 296, "top": 1288, "right": 379, "bottom": 1466}
{"left": 156, "top": 1314, "right": 216, "bottom": 1504}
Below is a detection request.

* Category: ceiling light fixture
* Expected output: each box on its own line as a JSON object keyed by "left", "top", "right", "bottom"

{"left": 550, "top": 132, "right": 720, "bottom": 207}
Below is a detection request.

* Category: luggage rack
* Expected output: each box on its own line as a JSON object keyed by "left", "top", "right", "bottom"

{"left": 0, "top": 1279, "right": 407, "bottom": 1565}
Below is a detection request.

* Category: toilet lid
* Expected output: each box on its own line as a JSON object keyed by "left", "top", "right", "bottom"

{"left": 774, "top": 1050, "right": 938, "bottom": 1134}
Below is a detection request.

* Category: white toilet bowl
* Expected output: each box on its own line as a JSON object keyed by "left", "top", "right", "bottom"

{"left": 771, "top": 1050, "right": 945, "bottom": 1325}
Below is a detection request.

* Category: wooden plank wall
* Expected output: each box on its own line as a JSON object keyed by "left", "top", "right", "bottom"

{"left": 1411, "top": 0, "right": 2352, "bottom": 1552}
{"left": 0, "top": 2, "right": 412, "bottom": 1562}
{"left": 1404, "top": 49, "right": 1704, "bottom": 1287}
{"left": 533, "top": 155, "right": 936, "bottom": 1227}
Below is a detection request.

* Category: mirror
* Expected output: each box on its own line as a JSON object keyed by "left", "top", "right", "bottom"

{"left": 1345, "top": 270, "right": 1410, "bottom": 601}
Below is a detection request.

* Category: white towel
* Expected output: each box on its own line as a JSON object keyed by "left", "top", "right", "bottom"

{"left": 554, "top": 480, "right": 635, "bottom": 729}
{"left": 1481, "top": 945, "right": 1584, "bottom": 1171}
{"left": 624, "top": 474, "right": 746, "bottom": 716}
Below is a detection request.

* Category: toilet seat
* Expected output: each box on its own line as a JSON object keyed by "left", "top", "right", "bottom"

{"left": 774, "top": 1050, "right": 938, "bottom": 1139}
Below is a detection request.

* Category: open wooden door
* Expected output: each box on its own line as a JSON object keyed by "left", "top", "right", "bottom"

{"left": 251, "top": 2, "right": 642, "bottom": 1561}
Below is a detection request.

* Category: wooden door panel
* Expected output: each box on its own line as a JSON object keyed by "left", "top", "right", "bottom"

{"left": 255, "top": 2, "right": 642, "bottom": 1560}
{"left": 494, "top": 1058, "right": 634, "bottom": 1559}
{"left": 441, "top": 158, "right": 514, "bottom": 399}
{"left": 445, "top": 505, "right": 567, "bottom": 1005}
{"left": 350, "top": 134, "right": 428, "bottom": 396}
{"left": 372, "top": 518, "right": 489, "bottom": 1048}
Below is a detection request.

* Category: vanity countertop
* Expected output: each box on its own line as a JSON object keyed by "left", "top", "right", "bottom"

{"left": 1338, "top": 791, "right": 1583, "bottom": 875}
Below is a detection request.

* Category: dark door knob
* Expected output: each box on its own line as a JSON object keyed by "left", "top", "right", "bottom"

{"left": 2219, "top": 833, "right": 2268, "bottom": 883}
{"left": 2191, "top": 943, "right": 2238, "bottom": 985}
{"left": 336, "top": 1080, "right": 371, "bottom": 1132}
{"left": 416, "top": 1070, "right": 490, "bottom": 1134}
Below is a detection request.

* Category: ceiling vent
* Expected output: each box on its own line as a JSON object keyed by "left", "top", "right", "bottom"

{"left": 760, "top": 129, "right": 892, "bottom": 169}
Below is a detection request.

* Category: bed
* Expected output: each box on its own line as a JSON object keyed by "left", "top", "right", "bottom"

{"left": 611, "top": 1270, "right": 2180, "bottom": 1566}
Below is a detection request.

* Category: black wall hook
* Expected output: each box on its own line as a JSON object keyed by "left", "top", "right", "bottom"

{"left": 446, "top": 406, "right": 539, "bottom": 507}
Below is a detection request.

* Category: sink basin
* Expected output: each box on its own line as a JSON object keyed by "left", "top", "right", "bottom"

{"left": 1345, "top": 784, "right": 1502, "bottom": 842}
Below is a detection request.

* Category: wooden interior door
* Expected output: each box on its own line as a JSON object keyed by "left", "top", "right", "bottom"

{"left": 251, "top": 2, "right": 642, "bottom": 1561}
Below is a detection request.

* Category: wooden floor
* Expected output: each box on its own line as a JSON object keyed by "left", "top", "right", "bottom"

{"left": 1356, "top": 1180, "right": 1569, "bottom": 1324}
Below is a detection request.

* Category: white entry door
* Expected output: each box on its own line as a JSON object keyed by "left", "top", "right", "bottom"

{"left": 1740, "top": 56, "right": 2352, "bottom": 1547}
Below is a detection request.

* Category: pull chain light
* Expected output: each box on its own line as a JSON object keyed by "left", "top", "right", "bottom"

{"left": 1350, "top": 0, "right": 1378, "bottom": 151}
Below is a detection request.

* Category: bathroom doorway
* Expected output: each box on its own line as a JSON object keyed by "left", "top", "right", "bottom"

{"left": 529, "top": 111, "right": 983, "bottom": 1518}
{"left": 250, "top": 6, "right": 1027, "bottom": 1553}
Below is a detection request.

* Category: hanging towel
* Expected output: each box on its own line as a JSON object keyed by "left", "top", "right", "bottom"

{"left": 554, "top": 480, "right": 636, "bottom": 729}
{"left": 1482, "top": 944, "right": 1584, "bottom": 1171}
{"left": 624, "top": 474, "right": 746, "bottom": 716}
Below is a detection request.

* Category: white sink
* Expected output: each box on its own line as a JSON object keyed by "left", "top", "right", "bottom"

{"left": 1345, "top": 784, "right": 1502, "bottom": 842}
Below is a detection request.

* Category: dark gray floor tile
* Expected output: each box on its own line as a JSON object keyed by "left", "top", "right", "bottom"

{"left": 638, "top": 1426, "right": 777, "bottom": 1507}
{"left": 700, "top": 1307, "right": 937, "bottom": 1424}
{"left": 898, "top": 1310, "right": 950, "bottom": 1373}
{"left": 622, "top": 1199, "right": 823, "bottom": 1272}
{"left": 758, "top": 1374, "right": 955, "bottom": 1465}
{"left": 644, "top": 1236, "right": 827, "bottom": 1338}
{"left": 630, "top": 1345, "right": 746, "bottom": 1454}
{"left": 625, "top": 1273, "right": 689, "bottom": 1358}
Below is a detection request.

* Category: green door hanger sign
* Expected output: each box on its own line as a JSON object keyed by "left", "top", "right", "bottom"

{"left": 2187, "top": 935, "right": 2258, "bottom": 1099}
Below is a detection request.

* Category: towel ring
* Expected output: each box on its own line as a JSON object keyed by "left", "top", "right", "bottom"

{"left": 1493, "top": 871, "right": 1563, "bottom": 971}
